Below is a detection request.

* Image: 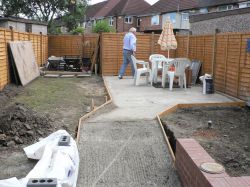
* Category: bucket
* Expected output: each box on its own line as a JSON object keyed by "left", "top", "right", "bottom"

{"left": 205, "top": 78, "right": 214, "bottom": 94}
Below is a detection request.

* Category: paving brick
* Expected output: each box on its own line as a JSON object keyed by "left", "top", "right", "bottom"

{"left": 241, "top": 176, "right": 250, "bottom": 186}
{"left": 225, "top": 177, "right": 250, "bottom": 187}
{"left": 208, "top": 177, "right": 231, "bottom": 187}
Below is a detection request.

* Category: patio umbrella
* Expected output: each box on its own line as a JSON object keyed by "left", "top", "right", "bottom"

{"left": 158, "top": 17, "right": 177, "bottom": 59}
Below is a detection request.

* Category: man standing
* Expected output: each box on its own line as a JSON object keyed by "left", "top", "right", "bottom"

{"left": 118, "top": 27, "right": 137, "bottom": 79}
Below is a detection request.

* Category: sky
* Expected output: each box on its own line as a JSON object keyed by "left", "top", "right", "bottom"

{"left": 89, "top": 0, "right": 159, "bottom": 5}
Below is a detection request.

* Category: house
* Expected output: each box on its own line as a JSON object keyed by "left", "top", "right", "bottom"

{"left": 190, "top": 0, "right": 250, "bottom": 35}
{"left": 138, "top": 0, "right": 200, "bottom": 34}
{"left": 84, "top": 0, "right": 150, "bottom": 33}
{"left": 0, "top": 16, "right": 48, "bottom": 34}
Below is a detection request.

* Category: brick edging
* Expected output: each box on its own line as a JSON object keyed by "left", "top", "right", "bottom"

{"left": 176, "top": 138, "right": 250, "bottom": 187}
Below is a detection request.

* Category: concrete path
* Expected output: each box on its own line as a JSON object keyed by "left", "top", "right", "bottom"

{"left": 77, "top": 76, "right": 236, "bottom": 186}
{"left": 78, "top": 120, "right": 181, "bottom": 186}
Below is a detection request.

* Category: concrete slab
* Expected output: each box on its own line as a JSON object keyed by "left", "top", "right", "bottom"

{"left": 78, "top": 120, "right": 181, "bottom": 187}
{"left": 89, "top": 76, "right": 237, "bottom": 122}
{"left": 43, "top": 74, "right": 59, "bottom": 78}
{"left": 60, "top": 75, "right": 75, "bottom": 78}
{"left": 77, "top": 74, "right": 91, "bottom": 78}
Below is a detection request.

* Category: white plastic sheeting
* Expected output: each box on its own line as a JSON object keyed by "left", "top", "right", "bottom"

{"left": 0, "top": 130, "right": 79, "bottom": 187}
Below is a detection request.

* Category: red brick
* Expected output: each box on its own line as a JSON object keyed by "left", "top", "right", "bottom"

{"left": 203, "top": 171, "right": 229, "bottom": 179}
{"left": 241, "top": 176, "right": 250, "bottom": 186}
{"left": 209, "top": 177, "right": 231, "bottom": 187}
{"left": 139, "top": 15, "right": 162, "bottom": 32}
{"left": 225, "top": 177, "right": 250, "bottom": 187}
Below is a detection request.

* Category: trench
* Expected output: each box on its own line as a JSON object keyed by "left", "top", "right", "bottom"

{"left": 161, "top": 120, "right": 177, "bottom": 154}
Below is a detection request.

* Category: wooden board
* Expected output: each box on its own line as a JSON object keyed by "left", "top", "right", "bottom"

{"left": 9, "top": 41, "right": 39, "bottom": 86}
{"left": 190, "top": 61, "right": 202, "bottom": 85}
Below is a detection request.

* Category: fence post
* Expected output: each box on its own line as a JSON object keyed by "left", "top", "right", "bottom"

{"left": 28, "top": 32, "right": 31, "bottom": 41}
{"left": 211, "top": 29, "right": 218, "bottom": 76}
{"left": 10, "top": 26, "right": 14, "bottom": 41}
{"left": 223, "top": 34, "right": 229, "bottom": 93}
{"left": 236, "top": 34, "right": 243, "bottom": 97}
{"left": 82, "top": 34, "right": 84, "bottom": 58}
{"left": 151, "top": 32, "right": 155, "bottom": 54}
{"left": 96, "top": 32, "right": 103, "bottom": 75}
{"left": 186, "top": 31, "right": 191, "bottom": 58}
{"left": 4, "top": 29, "right": 8, "bottom": 85}
{"left": 40, "top": 32, "right": 43, "bottom": 66}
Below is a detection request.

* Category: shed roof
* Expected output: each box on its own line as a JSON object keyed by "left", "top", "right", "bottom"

{"left": 0, "top": 16, "right": 48, "bottom": 26}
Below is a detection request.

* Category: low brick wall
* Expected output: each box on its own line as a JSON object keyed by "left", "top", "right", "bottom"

{"left": 176, "top": 138, "right": 250, "bottom": 187}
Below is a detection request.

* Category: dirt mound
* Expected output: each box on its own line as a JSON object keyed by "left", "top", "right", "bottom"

{"left": 0, "top": 103, "right": 54, "bottom": 147}
{"left": 0, "top": 84, "right": 23, "bottom": 108}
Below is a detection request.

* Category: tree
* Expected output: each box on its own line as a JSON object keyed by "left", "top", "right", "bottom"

{"left": 62, "top": 0, "right": 87, "bottom": 31}
{"left": 0, "top": 0, "right": 26, "bottom": 17}
{"left": 93, "top": 21, "right": 115, "bottom": 33}
{"left": 72, "top": 26, "right": 84, "bottom": 35}
{"left": 0, "top": 0, "right": 88, "bottom": 32}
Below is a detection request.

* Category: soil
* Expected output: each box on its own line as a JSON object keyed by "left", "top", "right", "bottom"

{"left": 0, "top": 75, "right": 107, "bottom": 180}
{"left": 161, "top": 106, "right": 250, "bottom": 177}
{"left": 0, "top": 103, "right": 54, "bottom": 147}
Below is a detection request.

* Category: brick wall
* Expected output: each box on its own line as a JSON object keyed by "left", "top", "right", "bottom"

{"left": 176, "top": 139, "right": 250, "bottom": 187}
{"left": 116, "top": 16, "right": 137, "bottom": 33}
{"left": 140, "top": 15, "right": 162, "bottom": 32}
{"left": 190, "top": 7, "right": 250, "bottom": 35}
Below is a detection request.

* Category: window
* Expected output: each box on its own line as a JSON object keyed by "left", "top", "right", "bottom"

{"left": 168, "top": 13, "right": 176, "bottom": 23}
{"left": 181, "top": 13, "right": 189, "bottom": 21}
{"left": 109, "top": 17, "right": 114, "bottom": 26}
{"left": 199, "top": 8, "right": 208, "bottom": 13}
{"left": 124, "top": 16, "right": 132, "bottom": 24}
{"left": 218, "top": 5, "right": 233, "bottom": 11}
{"left": 87, "top": 21, "right": 92, "bottom": 27}
{"left": 25, "top": 23, "right": 32, "bottom": 32}
{"left": 151, "top": 15, "right": 159, "bottom": 25}
{"left": 137, "top": 18, "right": 141, "bottom": 27}
{"left": 239, "top": 1, "right": 250, "bottom": 8}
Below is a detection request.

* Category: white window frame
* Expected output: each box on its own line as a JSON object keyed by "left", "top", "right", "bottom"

{"left": 151, "top": 15, "right": 159, "bottom": 25}
{"left": 109, "top": 17, "right": 114, "bottom": 26}
{"left": 181, "top": 13, "right": 189, "bottom": 21}
{"left": 239, "top": 1, "right": 250, "bottom": 8}
{"left": 218, "top": 5, "right": 233, "bottom": 11}
{"left": 124, "top": 16, "right": 133, "bottom": 24}
{"left": 87, "top": 21, "right": 92, "bottom": 27}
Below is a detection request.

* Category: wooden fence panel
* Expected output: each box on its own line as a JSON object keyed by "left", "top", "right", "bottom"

{"left": 0, "top": 29, "right": 8, "bottom": 90}
{"left": 203, "top": 35, "right": 213, "bottom": 74}
{"left": 176, "top": 35, "right": 188, "bottom": 58}
{"left": 83, "top": 34, "right": 99, "bottom": 58}
{"left": 0, "top": 28, "right": 47, "bottom": 90}
{"left": 214, "top": 34, "right": 228, "bottom": 93}
{"left": 101, "top": 33, "right": 120, "bottom": 75}
{"left": 238, "top": 33, "right": 250, "bottom": 100}
{"left": 48, "top": 34, "right": 99, "bottom": 58}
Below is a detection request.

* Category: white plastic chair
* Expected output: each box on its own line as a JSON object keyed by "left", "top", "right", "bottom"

{"left": 168, "top": 58, "right": 191, "bottom": 91}
{"left": 149, "top": 54, "right": 166, "bottom": 84}
{"left": 131, "top": 55, "right": 151, "bottom": 86}
{"left": 161, "top": 58, "right": 174, "bottom": 88}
